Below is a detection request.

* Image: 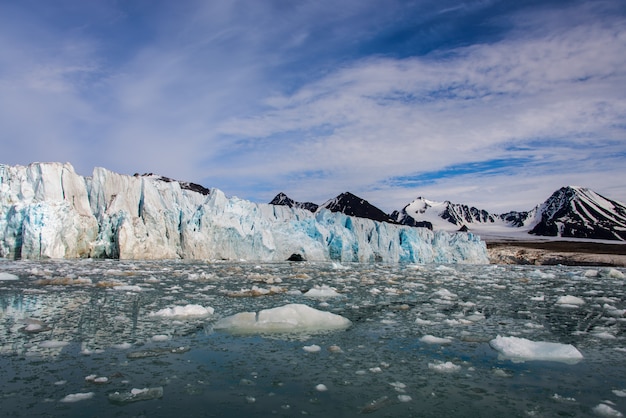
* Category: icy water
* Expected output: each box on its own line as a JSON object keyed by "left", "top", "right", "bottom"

{"left": 0, "top": 260, "right": 625, "bottom": 417}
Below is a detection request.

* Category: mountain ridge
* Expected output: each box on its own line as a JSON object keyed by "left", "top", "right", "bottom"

{"left": 270, "top": 186, "right": 626, "bottom": 242}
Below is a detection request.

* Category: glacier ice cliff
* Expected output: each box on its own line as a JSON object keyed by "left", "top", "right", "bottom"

{"left": 0, "top": 162, "right": 488, "bottom": 263}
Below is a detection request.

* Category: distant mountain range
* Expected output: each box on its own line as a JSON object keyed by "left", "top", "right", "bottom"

{"left": 269, "top": 186, "right": 626, "bottom": 241}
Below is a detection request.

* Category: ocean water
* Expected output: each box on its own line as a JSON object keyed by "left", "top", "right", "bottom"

{"left": 0, "top": 259, "right": 624, "bottom": 417}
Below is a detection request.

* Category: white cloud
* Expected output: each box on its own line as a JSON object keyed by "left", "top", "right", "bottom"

{"left": 213, "top": 1, "right": 626, "bottom": 210}
{"left": 0, "top": 0, "right": 624, "bottom": 212}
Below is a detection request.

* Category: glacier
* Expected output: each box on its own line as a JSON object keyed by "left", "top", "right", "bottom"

{"left": 0, "top": 162, "right": 488, "bottom": 263}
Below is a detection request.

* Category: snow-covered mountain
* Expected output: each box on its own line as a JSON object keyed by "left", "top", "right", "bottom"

{"left": 529, "top": 186, "right": 626, "bottom": 240}
{"left": 269, "top": 192, "right": 319, "bottom": 212}
{"left": 0, "top": 162, "right": 488, "bottom": 263}
{"left": 391, "top": 197, "right": 526, "bottom": 233}
{"left": 393, "top": 186, "right": 626, "bottom": 241}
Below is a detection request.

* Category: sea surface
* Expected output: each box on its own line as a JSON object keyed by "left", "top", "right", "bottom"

{"left": 0, "top": 259, "right": 625, "bottom": 417}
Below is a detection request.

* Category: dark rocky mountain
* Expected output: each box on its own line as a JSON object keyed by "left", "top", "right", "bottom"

{"left": 529, "top": 186, "right": 626, "bottom": 240}
{"left": 269, "top": 192, "right": 319, "bottom": 212}
{"left": 135, "top": 173, "right": 211, "bottom": 195}
{"left": 318, "top": 192, "right": 395, "bottom": 223}
{"left": 389, "top": 208, "right": 433, "bottom": 229}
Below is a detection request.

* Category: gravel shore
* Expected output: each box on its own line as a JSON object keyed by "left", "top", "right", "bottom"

{"left": 486, "top": 240, "right": 626, "bottom": 267}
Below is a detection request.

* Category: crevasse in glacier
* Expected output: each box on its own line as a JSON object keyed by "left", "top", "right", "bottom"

{"left": 0, "top": 162, "right": 488, "bottom": 263}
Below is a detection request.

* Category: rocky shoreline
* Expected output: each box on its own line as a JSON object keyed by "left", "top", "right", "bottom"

{"left": 486, "top": 240, "right": 626, "bottom": 267}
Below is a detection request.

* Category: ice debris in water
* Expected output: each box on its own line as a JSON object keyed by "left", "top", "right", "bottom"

{"left": 420, "top": 335, "right": 452, "bottom": 344}
{"left": 39, "top": 340, "right": 69, "bottom": 349}
{"left": 613, "top": 390, "right": 626, "bottom": 398}
{"left": 593, "top": 403, "right": 624, "bottom": 417}
{"left": 489, "top": 336, "right": 583, "bottom": 364}
{"left": 315, "top": 384, "right": 328, "bottom": 392}
{"left": 0, "top": 272, "right": 19, "bottom": 280}
{"left": 556, "top": 295, "right": 585, "bottom": 307}
{"left": 213, "top": 303, "right": 351, "bottom": 334}
{"left": 60, "top": 392, "right": 95, "bottom": 403}
{"left": 428, "top": 361, "right": 461, "bottom": 373}
{"left": 149, "top": 304, "right": 214, "bottom": 318}
{"left": 108, "top": 387, "right": 164, "bottom": 404}
{"left": 303, "top": 344, "right": 321, "bottom": 353}
{"left": 304, "top": 285, "right": 342, "bottom": 298}
{"left": 607, "top": 269, "right": 625, "bottom": 279}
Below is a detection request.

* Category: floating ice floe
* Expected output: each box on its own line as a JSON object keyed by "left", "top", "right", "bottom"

{"left": 420, "top": 335, "right": 452, "bottom": 344}
{"left": 304, "top": 285, "right": 342, "bottom": 298}
{"left": 0, "top": 272, "right": 19, "bottom": 281}
{"left": 149, "top": 304, "right": 214, "bottom": 318}
{"left": 593, "top": 403, "right": 624, "bottom": 417}
{"left": 60, "top": 392, "right": 95, "bottom": 403}
{"left": 428, "top": 361, "right": 461, "bottom": 373}
{"left": 489, "top": 336, "right": 583, "bottom": 364}
{"left": 213, "top": 303, "right": 351, "bottom": 334}
{"left": 606, "top": 269, "right": 625, "bottom": 279}
{"left": 303, "top": 344, "right": 322, "bottom": 353}
{"left": 39, "top": 340, "right": 70, "bottom": 349}
{"left": 111, "top": 285, "right": 142, "bottom": 292}
{"left": 108, "top": 387, "right": 164, "bottom": 404}
{"left": 555, "top": 295, "right": 585, "bottom": 307}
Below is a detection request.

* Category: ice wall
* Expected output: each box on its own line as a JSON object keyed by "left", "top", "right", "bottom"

{"left": 0, "top": 162, "right": 489, "bottom": 263}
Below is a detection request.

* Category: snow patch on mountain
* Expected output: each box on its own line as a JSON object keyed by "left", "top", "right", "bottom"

{"left": 393, "top": 187, "right": 626, "bottom": 242}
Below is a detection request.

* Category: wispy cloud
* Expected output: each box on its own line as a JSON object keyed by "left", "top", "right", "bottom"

{"left": 0, "top": 0, "right": 624, "bottom": 212}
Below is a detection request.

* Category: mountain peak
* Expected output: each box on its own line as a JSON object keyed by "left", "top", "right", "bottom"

{"left": 320, "top": 192, "right": 395, "bottom": 223}
{"left": 529, "top": 186, "right": 626, "bottom": 240}
{"left": 269, "top": 193, "right": 318, "bottom": 212}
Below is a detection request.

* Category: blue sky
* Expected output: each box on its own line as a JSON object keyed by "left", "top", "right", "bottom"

{"left": 1, "top": 0, "right": 625, "bottom": 212}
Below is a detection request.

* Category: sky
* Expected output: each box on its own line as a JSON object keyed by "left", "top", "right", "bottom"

{"left": 1, "top": 0, "right": 625, "bottom": 213}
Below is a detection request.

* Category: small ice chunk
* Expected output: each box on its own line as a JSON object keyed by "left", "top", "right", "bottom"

{"left": 552, "top": 393, "right": 576, "bottom": 402}
{"left": 489, "top": 336, "right": 583, "bottom": 364}
{"left": 315, "top": 384, "right": 328, "bottom": 392}
{"left": 0, "top": 272, "right": 19, "bottom": 281}
{"left": 390, "top": 382, "right": 406, "bottom": 392}
{"left": 420, "top": 335, "right": 452, "bottom": 344}
{"left": 213, "top": 304, "right": 351, "bottom": 334}
{"left": 584, "top": 270, "right": 599, "bottom": 278}
{"left": 149, "top": 304, "right": 214, "bottom": 318}
{"left": 152, "top": 335, "right": 169, "bottom": 341}
{"left": 593, "top": 403, "right": 624, "bottom": 417}
{"left": 112, "top": 285, "right": 142, "bottom": 292}
{"left": 397, "top": 395, "right": 412, "bottom": 402}
{"left": 607, "top": 269, "right": 625, "bottom": 279}
{"left": 428, "top": 361, "right": 461, "bottom": 373}
{"left": 593, "top": 332, "right": 616, "bottom": 340}
{"left": 304, "top": 285, "right": 342, "bottom": 298}
{"left": 431, "top": 288, "right": 458, "bottom": 301}
{"left": 613, "top": 390, "right": 626, "bottom": 398}
{"left": 556, "top": 296, "right": 585, "bottom": 306}
{"left": 113, "top": 342, "right": 133, "bottom": 350}
{"left": 24, "top": 323, "right": 43, "bottom": 332}
{"left": 39, "top": 340, "right": 69, "bottom": 349}
{"left": 108, "top": 387, "right": 164, "bottom": 404}
{"left": 303, "top": 344, "right": 321, "bottom": 353}
{"left": 60, "top": 392, "right": 95, "bottom": 403}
